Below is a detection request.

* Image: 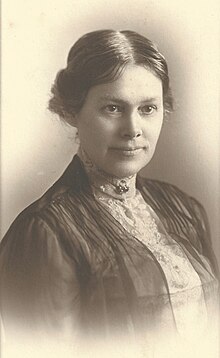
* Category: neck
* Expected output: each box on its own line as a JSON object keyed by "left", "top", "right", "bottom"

{"left": 77, "top": 147, "right": 137, "bottom": 199}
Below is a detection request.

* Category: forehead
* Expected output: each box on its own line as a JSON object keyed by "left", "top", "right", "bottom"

{"left": 87, "top": 65, "right": 163, "bottom": 104}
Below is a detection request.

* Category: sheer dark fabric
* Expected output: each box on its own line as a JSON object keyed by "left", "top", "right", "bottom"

{"left": 0, "top": 155, "right": 219, "bottom": 355}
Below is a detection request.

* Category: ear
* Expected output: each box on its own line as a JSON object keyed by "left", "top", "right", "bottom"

{"left": 64, "top": 113, "right": 79, "bottom": 128}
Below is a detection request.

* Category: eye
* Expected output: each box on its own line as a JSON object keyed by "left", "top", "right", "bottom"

{"left": 139, "top": 104, "right": 158, "bottom": 115}
{"left": 104, "top": 104, "right": 122, "bottom": 113}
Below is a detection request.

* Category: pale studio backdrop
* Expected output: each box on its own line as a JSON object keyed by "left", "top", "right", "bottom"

{"left": 2, "top": 0, "right": 220, "bottom": 265}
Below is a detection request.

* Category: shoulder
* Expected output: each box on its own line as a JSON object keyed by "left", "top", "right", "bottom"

{"left": 1, "top": 155, "right": 87, "bottom": 240}
{"left": 0, "top": 184, "right": 69, "bottom": 247}
{"left": 0, "top": 184, "right": 84, "bottom": 278}
{"left": 138, "top": 176, "right": 187, "bottom": 197}
{"left": 0, "top": 155, "right": 93, "bottom": 271}
{"left": 138, "top": 176, "right": 202, "bottom": 215}
{"left": 138, "top": 176, "right": 208, "bottom": 233}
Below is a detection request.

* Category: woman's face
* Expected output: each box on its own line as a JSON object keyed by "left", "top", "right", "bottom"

{"left": 73, "top": 65, "right": 163, "bottom": 178}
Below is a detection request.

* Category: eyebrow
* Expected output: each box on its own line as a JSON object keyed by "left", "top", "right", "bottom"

{"left": 98, "top": 95, "right": 161, "bottom": 104}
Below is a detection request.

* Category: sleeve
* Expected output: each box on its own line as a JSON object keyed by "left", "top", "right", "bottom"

{"left": 0, "top": 213, "right": 81, "bottom": 342}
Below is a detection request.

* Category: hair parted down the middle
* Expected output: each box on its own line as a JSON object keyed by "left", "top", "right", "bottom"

{"left": 48, "top": 29, "right": 173, "bottom": 122}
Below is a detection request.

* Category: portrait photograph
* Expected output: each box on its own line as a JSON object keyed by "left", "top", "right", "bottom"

{"left": 1, "top": 1, "right": 219, "bottom": 357}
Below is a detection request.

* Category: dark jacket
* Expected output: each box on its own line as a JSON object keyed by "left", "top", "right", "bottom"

{"left": 0, "top": 155, "right": 218, "bottom": 342}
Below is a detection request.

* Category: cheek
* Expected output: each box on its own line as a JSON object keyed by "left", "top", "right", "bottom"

{"left": 144, "top": 120, "right": 163, "bottom": 142}
{"left": 78, "top": 122, "right": 109, "bottom": 153}
{"left": 154, "top": 116, "right": 163, "bottom": 135}
{"left": 155, "top": 122, "right": 163, "bottom": 138}
{"left": 81, "top": 120, "right": 114, "bottom": 142}
{"left": 78, "top": 120, "right": 96, "bottom": 139}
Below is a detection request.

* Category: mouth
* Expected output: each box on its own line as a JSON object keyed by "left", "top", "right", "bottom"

{"left": 111, "top": 146, "right": 146, "bottom": 151}
{"left": 110, "top": 146, "right": 146, "bottom": 156}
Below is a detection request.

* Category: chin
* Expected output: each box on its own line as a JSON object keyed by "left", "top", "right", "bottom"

{"left": 106, "top": 162, "right": 147, "bottom": 178}
{"left": 103, "top": 150, "right": 154, "bottom": 178}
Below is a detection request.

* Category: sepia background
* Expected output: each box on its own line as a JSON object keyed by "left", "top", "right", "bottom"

{"left": 2, "top": 0, "right": 220, "bottom": 268}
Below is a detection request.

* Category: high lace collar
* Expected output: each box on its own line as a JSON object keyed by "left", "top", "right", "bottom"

{"left": 77, "top": 147, "right": 137, "bottom": 199}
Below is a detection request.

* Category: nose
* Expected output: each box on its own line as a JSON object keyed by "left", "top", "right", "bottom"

{"left": 120, "top": 111, "right": 142, "bottom": 139}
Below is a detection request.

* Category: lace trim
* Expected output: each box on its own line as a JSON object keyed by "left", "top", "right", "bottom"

{"left": 95, "top": 189, "right": 202, "bottom": 292}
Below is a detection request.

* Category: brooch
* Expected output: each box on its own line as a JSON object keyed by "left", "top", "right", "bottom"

{"left": 115, "top": 180, "right": 129, "bottom": 194}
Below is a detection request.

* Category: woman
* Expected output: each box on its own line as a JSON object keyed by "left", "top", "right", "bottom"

{"left": 0, "top": 30, "right": 219, "bottom": 357}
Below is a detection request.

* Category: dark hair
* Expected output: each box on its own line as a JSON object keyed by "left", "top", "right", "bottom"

{"left": 48, "top": 29, "right": 173, "bottom": 121}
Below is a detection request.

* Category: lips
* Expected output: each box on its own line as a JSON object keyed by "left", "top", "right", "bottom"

{"left": 110, "top": 146, "right": 146, "bottom": 157}
{"left": 111, "top": 146, "right": 144, "bottom": 151}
